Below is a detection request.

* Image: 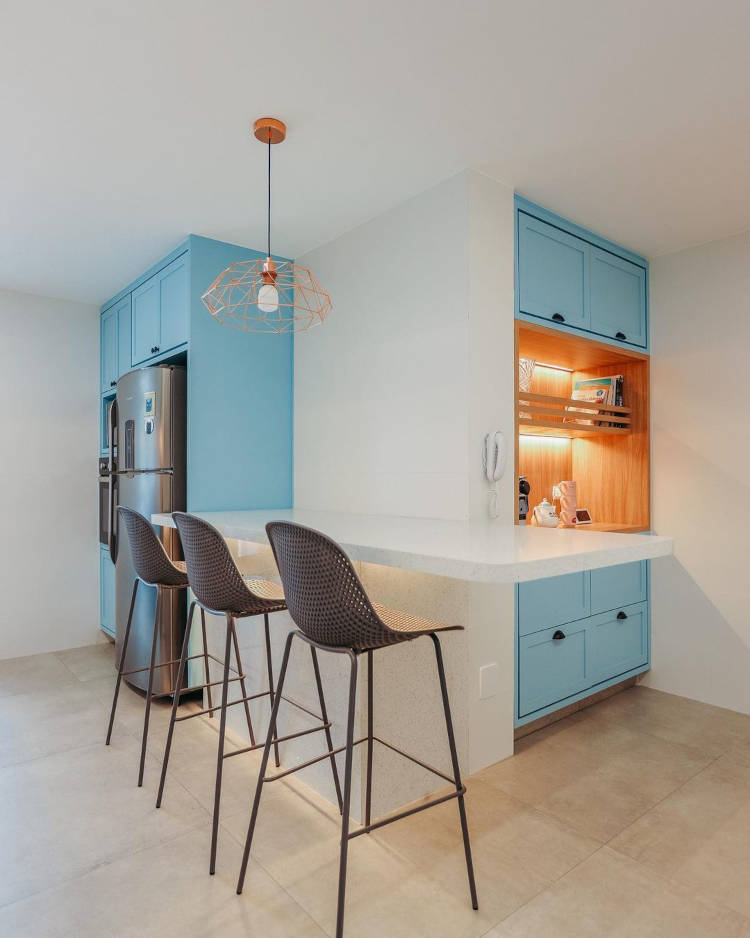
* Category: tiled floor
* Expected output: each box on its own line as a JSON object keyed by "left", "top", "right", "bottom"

{"left": 2, "top": 644, "right": 750, "bottom": 937}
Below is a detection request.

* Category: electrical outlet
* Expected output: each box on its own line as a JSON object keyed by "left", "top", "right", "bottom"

{"left": 479, "top": 662, "right": 500, "bottom": 700}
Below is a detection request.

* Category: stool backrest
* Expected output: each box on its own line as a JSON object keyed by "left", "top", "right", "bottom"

{"left": 172, "top": 512, "right": 253, "bottom": 613}
{"left": 266, "top": 521, "right": 392, "bottom": 650}
{"left": 118, "top": 506, "right": 185, "bottom": 587}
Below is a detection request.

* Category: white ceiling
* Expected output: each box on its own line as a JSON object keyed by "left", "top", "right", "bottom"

{"left": 2, "top": 0, "right": 750, "bottom": 304}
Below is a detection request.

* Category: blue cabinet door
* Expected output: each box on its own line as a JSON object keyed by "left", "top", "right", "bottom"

{"left": 518, "top": 212, "right": 589, "bottom": 329}
{"left": 589, "top": 248, "right": 647, "bottom": 348}
{"left": 132, "top": 276, "right": 161, "bottom": 366}
{"left": 159, "top": 255, "right": 189, "bottom": 354}
{"left": 590, "top": 561, "right": 648, "bottom": 615}
{"left": 518, "top": 571, "right": 590, "bottom": 636}
{"left": 100, "top": 546, "right": 116, "bottom": 637}
{"left": 100, "top": 306, "right": 118, "bottom": 393}
{"left": 518, "top": 619, "right": 589, "bottom": 717}
{"left": 116, "top": 295, "right": 132, "bottom": 378}
{"left": 589, "top": 602, "right": 648, "bottom": 685}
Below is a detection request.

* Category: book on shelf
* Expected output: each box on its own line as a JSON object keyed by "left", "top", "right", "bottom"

{"left": 564, "top": 375, "right": 624, "bottom": 426}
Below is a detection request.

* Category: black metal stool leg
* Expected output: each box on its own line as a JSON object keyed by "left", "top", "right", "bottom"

{"left": 137, "top": 587, "right": 162, "bottom": 787}
{"left": 237, "top": 630, "right": 295, "bottom": 895}
{"left": 156, "top": 600, "right": 196, "bottom": 809}
{"left": 311, "top": 645, "right": 343, "bottom": 813}
{"left": 106, "top": 578, "right": 138, "bottom": 746}
{"left": 365, "top": 649, "right": 374, "bottom": 827}
{"left": 431, "top": 633, "right": 478, "bottom": 911}
{"left": 335, "top": 650, "right": 359, "bottom": 938}
{"left": 230, "top": 618, "right": 256, "bottom": 746}
{"left": 263, "top": 612, "right": 281, "bottom": 768}
{"left": 209, "top": 616, "right": 234, "bottom": 875}
{"left": 200, "top": 607, "right": 214, "bottom": 718}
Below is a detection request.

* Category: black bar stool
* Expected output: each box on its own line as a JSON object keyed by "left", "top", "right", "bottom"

{"left": 106, "top": 506, "right": 218, "bottom": 787}
{"left": 158, "top": 512, "right": 342, "bottom": 875}
{"left": 237, "top": 521, "right": 478, "bottom": 938}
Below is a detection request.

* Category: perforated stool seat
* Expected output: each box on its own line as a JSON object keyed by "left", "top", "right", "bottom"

{"left": 236, "top": 521, "right": 479, "bottom": 938}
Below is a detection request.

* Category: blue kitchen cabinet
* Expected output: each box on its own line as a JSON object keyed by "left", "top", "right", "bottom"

{"left": 116, "top": 294, "right": 132, "bottom": 377}
{"left": 516, "top": 561, "right": 651, "bottom": 724}
{"left": 517, "top": 212, "right": 589, "bottom": 330}
{"left": 515, "top": 197, "right": 649, "bottom": 352}
{"left": 518, "top": 571, "right": 589, "bottom": 636}
{"left": 518, "top": 619, "right": 589, "bottom": 717}
{"left": 100, "top": 305, "right": 118, "bottom": 393}
{"left": 99, "top": 546, "right": 115, "bottom": 637}
{"left": 590, "top": 561, "right": 648, "bottom": 615}
{"left": 588, "top": 602, "right": 648, "bottom": 687}
{"left": 589, "top": 248, "right": 647, "bottom": 348}
{"left": 132, "top": 253, "right": 189, "bottom": 366}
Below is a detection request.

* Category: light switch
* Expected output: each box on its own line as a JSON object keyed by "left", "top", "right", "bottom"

{"left": 479, "top": 662, "right": 500, "bottom": 700}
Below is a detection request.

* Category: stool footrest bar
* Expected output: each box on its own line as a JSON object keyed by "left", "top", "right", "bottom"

{"left": 348, "top": 787, "right": 465, "bottom": 839}
{"left": 229, "top": 722, "right": 332, "bottom": 762}
{"left": 373, "top": 736, "right": 456, "bottom": 785}
{"left": 263, "top": 737, "right": 368, "bottom": 782}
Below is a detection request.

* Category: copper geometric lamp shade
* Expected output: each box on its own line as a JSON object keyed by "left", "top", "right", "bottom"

{"left": 201, "top": 117, "right": 332, "bottom": 334}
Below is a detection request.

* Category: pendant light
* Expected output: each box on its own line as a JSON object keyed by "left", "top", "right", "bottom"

{"left": 202, "top": 118, "right": 331, "bottom": 333}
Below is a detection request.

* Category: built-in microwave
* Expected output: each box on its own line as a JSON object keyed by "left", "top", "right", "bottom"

{"left": 98, "top": 457, "right": 116, "bottom": 547}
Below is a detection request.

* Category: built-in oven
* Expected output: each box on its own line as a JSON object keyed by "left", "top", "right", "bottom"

{"left": 99, "top": 397, "right": 118, "bottom": 556}
{"left": 99, "top": 457, "right": 113, "bottom": 546}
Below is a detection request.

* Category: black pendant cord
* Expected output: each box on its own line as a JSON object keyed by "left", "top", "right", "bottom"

{"left": 267, "top": 139, "right": 271, "bottom": 260}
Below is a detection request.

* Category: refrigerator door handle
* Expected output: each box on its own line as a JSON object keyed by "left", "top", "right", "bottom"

{"left": 112, "top": 468, "right": 174, "bottom": 476}
{"left": 107, "top": 398, "right": 118, "bottom": 563}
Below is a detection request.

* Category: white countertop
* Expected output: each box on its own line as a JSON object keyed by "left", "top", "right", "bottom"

{"left": 152, "top": 508, "right": 673, "bottom": 583}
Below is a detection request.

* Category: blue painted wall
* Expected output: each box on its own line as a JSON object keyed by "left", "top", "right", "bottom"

{"left": 186, "top": 235, "right": 293, "bottom": 511}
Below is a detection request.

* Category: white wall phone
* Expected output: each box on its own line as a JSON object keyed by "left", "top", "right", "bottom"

{"left": 483, "top": 430, "right": 507, "bottom": 518}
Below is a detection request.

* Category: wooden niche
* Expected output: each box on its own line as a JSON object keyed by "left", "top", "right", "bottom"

{"left": 515, "top": 321, "right": 650, "bottom": 533}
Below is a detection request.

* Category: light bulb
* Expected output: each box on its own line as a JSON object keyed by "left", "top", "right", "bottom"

{"left": 257, "top": 283, "right": 279, "bottom": 314}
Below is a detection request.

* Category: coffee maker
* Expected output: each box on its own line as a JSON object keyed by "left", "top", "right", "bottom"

{"left": 519, "top": 476, "right": 531, "bottom": 523}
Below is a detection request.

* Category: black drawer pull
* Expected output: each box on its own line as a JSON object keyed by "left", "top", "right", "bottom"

{"left": 150, "top": 345, "right": 161, "bottom": 354}
{"left": 110, "top": 380, "right": 116, "bottom": 387}
{"left": 552, "top": 629, "right": 566, "bottom": 640}
{"left": 617, "top": 611, "right": 628, "bottom": 620}
{"left": 552, "top": 313, "right": 565, "bottom": 323}
{"left": 615, "top": 331, "right": 627, "bottom": 340}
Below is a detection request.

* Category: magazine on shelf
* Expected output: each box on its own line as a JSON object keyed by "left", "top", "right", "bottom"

{"left": 565, "top": 375, "right": 624, "bottom": 426}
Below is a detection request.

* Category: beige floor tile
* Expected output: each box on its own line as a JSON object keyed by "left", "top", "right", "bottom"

{"left": 0, "top": 827, "right": 326, "bottom": 938}
{"left": 0, "top": 735, "right": 209, "bottom": 907}
{"left": 54, "top": 641, "right": 116, "bottom": 682}
{"left": 486, "top": 846, "right": 750, "bottom": 938}
{"left": 0, "top": 681, "right": 129, "bottom": 768}
{"left": 0, "top": 652, "right": 79, "bottom": 698}
{"left": 584, "top": 686, "right": 750, "bottom": 759}
{"left": 482, "top": 709, "right": 712, "bottom": 842}
{"left": 612, "top": 755, "right": 750, "bottom": 919}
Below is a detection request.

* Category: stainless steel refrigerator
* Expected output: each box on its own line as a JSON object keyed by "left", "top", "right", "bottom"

{"left": 105, "top": 365, "right": 187, "bottom": 694}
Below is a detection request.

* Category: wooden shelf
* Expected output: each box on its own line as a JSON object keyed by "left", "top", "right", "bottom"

{"left": 517, "top": 390, "right": 631, "bottom": 438}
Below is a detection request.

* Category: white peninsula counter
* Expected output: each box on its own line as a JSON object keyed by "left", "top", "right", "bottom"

{"left": 153, "top": 508, "right": 673, "bottom": 818}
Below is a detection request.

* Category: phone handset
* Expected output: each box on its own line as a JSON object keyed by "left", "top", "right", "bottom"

{"left": 483, "top": 431, "right": 507, "bottom": 518}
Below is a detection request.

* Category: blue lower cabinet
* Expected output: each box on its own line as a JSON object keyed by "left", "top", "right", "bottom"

{"left": 590, "top": 561, "right": 648, "bottom": 615}
{"left": 589, "top": 602, "right": 648, "bottom": 686}
{"left": 518, "top": 571, "right": 589, "bottom": 636}
{"left": 100, "top": 546, "right": 116, "bottom": 638}
{"left": 518, "top": 620, "right": 589, "bottom": 718}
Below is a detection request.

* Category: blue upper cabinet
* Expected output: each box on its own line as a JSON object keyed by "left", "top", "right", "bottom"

{"left": 518, "top": 213, "right": 589, "bottom": 330}
{"left": 589, "top": 248, "right": 647, "bottom": 348}
{"left": 515, "top": 196, "right": 649, "bottom": 351}
{"left": 100, "top": 305, "right": 118, "bottom": 393}
{"left": 132, "top": 253, "right": 189, "bottom": 366}
{"left": 116, "top": 295, "right": 132, "bottom": 378}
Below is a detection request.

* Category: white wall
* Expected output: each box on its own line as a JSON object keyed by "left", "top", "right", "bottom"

{"left": 0, "top": 288, "right": 100, "bottom": 659}
{"left": 646, "top": 230, "right": 750, "bottom": 714}
{"left": 294, "top": 172, "right": 472, "bottom": 519}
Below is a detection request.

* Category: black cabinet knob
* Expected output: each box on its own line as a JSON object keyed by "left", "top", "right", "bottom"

{"left": 615, "top": 331, "right": 627, "bottom": 340}
{"left": 617, "top": 611, "right": 628, "bottom": 620}
{"left": 552, "top": 313, "right": 565, "bottom": 323}
{"left": 154, "top": 346, "right": 160, "bottom": 353}
{"left": 110, "top": 380, "right": 116, "bottom": 387}
{"left": 552, "top": 629, "right": 566, "bottom": 640}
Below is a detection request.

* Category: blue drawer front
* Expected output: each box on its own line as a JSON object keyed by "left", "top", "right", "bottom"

{"left": 518, "top": 620, "right": 589, "bottom": 717}
{"left": 589, "top": 602, "right": 648, "bottom": 686}
{"left": 518, "top": 571, "right": 590, "bottom": 636}
{"left": 590, "top": 561, "right": 648, "bottom": 615}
